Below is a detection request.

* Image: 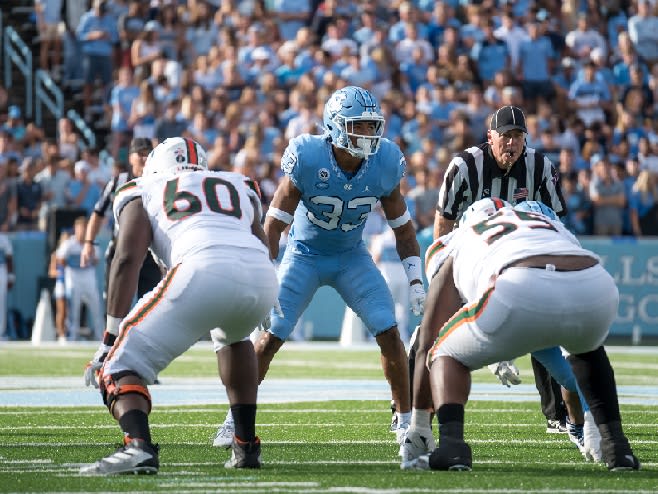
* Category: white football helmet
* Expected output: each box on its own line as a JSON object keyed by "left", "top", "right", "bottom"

{"left": 459, "top": 197, "right": 511, "bottom": 228}
{"left": 143, "top": 137, "right": 208, "bottom": 176}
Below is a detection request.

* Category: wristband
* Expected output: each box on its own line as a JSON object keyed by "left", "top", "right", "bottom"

{"left": 84, "top": 240, "right": 98, "bottom": 245}
{"left": 402, "top": 256, "right": 423, "bottom": 285}
{"left": 7, "top": 273, "right": 15, "bottom": 283}
{"left": 106, "top": 315, "right": 122, "bottom": 336}
{"left": 387, "top": 209, "right": 411, "bottom": 229}
{"left": 266, "top": 207, "right": 294, "bottom": 225}
{"left": 102, "top": 330, "right": 117, "bottom": 347}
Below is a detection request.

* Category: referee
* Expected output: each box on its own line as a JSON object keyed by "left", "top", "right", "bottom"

{"left": 427, "top": 105, "right": 569, "bottom": 433}
{"left": 80, "top": 138, "right": 162, "bottom": 302}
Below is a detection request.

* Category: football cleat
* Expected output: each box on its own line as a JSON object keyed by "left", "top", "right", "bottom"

{"left": 546, "top": 419, "right": 567, "bottom": 433}
{"left": 567, "top": 419, "right": 586, "bottom": 456}
{"left": 399, "top": 426, "right": 436, "bottom": 466}
{"left": 80, "top": 439, "right": 159, "bottom": 475}
{"left": 212, "top": 411, "right": 235, "bottom": 448}
{"left": 599, "top": 422, "right": 641, "bottom": 472}
{"left": 428, "top": 437, "right": 472, "bottom": 471}
{"left": 225, "top": 436, "right": 262, "bottom": 469}
{"left": 607, "top": 453, "right": 641, "bottom": 472}
{"left": 389, "top": 400, "right": 397, "bottom": 433}
{"left": 583, "top": 411, "right": 602, "bottom": 462}
{"left": 400, "top": 453, "right": 431, "bottom": 471}
{"left": 395, "top": 421, "right": 410, "bottom": 446}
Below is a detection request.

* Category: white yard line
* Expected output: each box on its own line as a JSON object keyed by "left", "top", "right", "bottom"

{"left": 0, "top": 378, "right": 657, "bottom": 407}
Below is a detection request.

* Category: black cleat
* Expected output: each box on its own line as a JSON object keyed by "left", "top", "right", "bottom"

{"left": 225, "top": 436, "right": 262, "bottom": 469}
{"left": 428, "top": 437, "right": 472, "bottom": 471}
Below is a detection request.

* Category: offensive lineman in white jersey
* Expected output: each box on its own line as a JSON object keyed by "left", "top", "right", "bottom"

{"left": 80, "top": 137, "right": 278, "bottom": 475}
{"left": 407, "top": 197, "right": 639, "bottom": 472}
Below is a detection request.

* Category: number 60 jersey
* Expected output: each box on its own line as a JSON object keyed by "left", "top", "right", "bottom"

{"left": 424, "top": 206, "right": 601, "bottom": 302}
{"left": 113, "top": 170, "right": 269, "bottom": 269}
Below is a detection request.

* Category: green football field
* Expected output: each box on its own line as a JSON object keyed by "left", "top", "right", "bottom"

{"left": 0, "top": 342, "right": 656, "bottom": 493}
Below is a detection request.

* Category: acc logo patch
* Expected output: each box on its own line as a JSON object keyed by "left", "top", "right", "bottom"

{"left": 281, "top": 148, "right": 297, "bottom": 174}
{"left": 318, "top": 168, "right": 330, "bottom": 181}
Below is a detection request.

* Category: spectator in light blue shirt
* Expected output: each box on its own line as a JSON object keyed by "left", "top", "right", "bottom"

{"left": 627, "top": 0, "right": 658, "bottom": 65}
{"left": 270, "top": 0, "right": 312, "bottom": 41}
{"left": 76, "top": 0, "right": 119, "bottom": 113}
{"left": 471, "top": 20, "right": 509, "bottom": 84}
{"left": 517, "top": 22, "right": 555, "bottom": 111}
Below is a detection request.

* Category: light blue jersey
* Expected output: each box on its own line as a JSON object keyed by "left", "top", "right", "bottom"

{"left": 270, "top": 134, "right": 407, "bottom": 341}
{"left": 284, "top": 134, "right": 406, "bottom": 255}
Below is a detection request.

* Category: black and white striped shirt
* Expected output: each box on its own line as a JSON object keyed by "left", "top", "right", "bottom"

{"left": 92, "top": 171, "right": 132, "bottom": 219}
{"left": 437, "top": 143, "right": 566, "bottom": 221}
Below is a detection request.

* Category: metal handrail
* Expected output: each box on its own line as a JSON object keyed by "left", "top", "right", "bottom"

{"left": 35, "top": 69, "right": 63, "bottom": 127}
{"left": 66, "top": 109, "right": 96, "bottom": 150}
{"left": 3, "top": 26, "right": 32, "bottom": 117}
{"left": 0, "top": 10, "right": 4, "bottom": 74}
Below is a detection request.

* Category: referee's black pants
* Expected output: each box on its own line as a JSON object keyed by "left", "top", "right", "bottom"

{"left": 531, "top": 355, "right": 567, "bottom": 424}
{"left": 104, "top": 240, "right": 163, "bottom": 305}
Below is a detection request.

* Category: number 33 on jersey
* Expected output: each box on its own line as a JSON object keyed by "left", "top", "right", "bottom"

{"left": 283, "top": 134, "right": 407, "bottom": 255}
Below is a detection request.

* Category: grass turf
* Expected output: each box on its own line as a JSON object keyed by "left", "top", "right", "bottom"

{"left": 0, "top": 343, "right": 656, "bottom": 493}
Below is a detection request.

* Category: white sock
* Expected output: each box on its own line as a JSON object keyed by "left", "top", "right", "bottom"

{"left": 410, "top": 409, "right": 431, "bottom": 429}
{"left": 397, "top": 411, "right": 412, "bottom": 426}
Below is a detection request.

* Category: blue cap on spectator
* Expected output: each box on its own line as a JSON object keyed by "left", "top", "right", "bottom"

{"left": 144, "top": 20, "right": 161, "bottom": 32}
{"left": 590, "top": 153, "right": 605, "bottom": 165}
{"left": 8, "top": 105, "right": 21, "bottom": 119}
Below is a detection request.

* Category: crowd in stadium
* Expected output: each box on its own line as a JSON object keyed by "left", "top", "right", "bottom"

{"left": 1, "top": 0, "right": 658, "bottom": 240}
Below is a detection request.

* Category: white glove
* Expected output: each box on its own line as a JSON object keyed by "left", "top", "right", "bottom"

{"left": 488, "top": 361, "right": 521, "bottom": 387}
{"left": 83, "top": 342, "right": 113, "bottom": 388}
{"left": 260, "top": 299, "right": 283, "bottom": 331}
{"left": 409, "top": 283, "right": 426, "bottom": 316}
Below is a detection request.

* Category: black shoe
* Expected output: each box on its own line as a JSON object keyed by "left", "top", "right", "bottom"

{"left": 599, "top": 421, "right": 641, "bottom": 471}
{"left": 428, "top": 437, "right": 472, "bottom": 471}
{"left": 601, "top": 437, "right": 640, "bottom": 471}
{"left": 225, "top": 436, "right": 262, "bottom": 469}
{"left": 607, "top": 452, "right": 641, "bottom": 471}
{"left": 546, "top": 419, "right": 567, "bottom": 433}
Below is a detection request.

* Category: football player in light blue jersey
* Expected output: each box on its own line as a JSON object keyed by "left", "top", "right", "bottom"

{"left": 213, "top": 86, "right": 426, "bottom": 450}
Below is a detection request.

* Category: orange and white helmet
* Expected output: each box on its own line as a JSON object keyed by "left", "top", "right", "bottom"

{"left": 459, "top": 197, "right": 511, "bottom": 228}
{"left": 143, "top": 137, "right": 208, "bottom": 176}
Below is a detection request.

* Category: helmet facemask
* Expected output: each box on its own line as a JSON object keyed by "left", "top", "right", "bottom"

{"left": 336, "top": 115, "right": 385, "bottom": 158}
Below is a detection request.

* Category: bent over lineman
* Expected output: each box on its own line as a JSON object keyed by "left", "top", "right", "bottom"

{"left": 80, "top": 137, "right": 278, "bottom": 474}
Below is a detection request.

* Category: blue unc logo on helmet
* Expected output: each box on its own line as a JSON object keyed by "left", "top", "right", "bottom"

{"left": 323, "top": 86, "right": 385, "bottom": 159}
{"left": 514, "top": 200, "right": 558, "bottom": 220}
